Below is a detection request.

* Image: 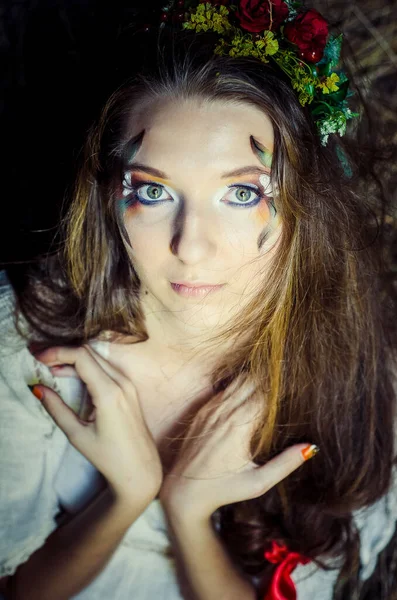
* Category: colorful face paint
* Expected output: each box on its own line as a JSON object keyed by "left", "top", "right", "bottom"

{"left": 250, "top": 135, "right": 273, "bottom": 169}
{"left": 123, "top": 130, "right": 145, "bottom": 166}
{"left": 259, "top": 173, "right": 273, "bottom": 198}
{"left": 118, "top": 131, "right": 145, "bottom": 217}
{"left": 118, "top": 132, "right": 278, "bottom": 251}
{"left": 123, "top": 175, "right": 274, "bottom": 215}
{"left": 250, "top": 135, "right": 278, "bottom": 233}
{"left": 256, "top": 171, "right": 278, "bottom": 251}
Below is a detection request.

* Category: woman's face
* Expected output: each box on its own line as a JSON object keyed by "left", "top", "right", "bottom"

{"left": 119, "top": 97, "right": 281, "bottom": 335}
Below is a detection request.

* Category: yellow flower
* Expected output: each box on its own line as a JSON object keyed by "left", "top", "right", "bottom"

{"left": 317, "top": 72, "right": 340, "bottom": 94}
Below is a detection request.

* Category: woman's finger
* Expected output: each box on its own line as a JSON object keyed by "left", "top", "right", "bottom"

{"left": 33, "top": 346, "right": 124, "bottom": 415}
{"left": 83, "top": 345, "right": 130, "bottom": 388}
{"left": 44, "top": 344, "right": 126, "bottom": 386}
{"left": 35, "top": 344, "right": 125, "bottom": 386}
{"left": 30, "top": 345, "right": 162, "bottom": 501}
{"left": 32, "top": 384, "right": 94, "bottom": 442}
{"left": 252, "top": 444, "right": 319, "bottom": 495}
{"left": 49, "top": 365, "right": 79, "bottom": 378}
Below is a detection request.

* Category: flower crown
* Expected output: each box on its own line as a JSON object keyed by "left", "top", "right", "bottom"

{"left": 158, "top": 0, "right": 359, "bottom": 146}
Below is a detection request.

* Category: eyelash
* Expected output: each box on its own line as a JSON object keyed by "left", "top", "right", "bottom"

{"left": 122, "top": 180, "right": 275, "bottom": 211}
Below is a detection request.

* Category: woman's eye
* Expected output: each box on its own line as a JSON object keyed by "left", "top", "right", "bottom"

{"left": 224, "top": 186, "right": 261, "bottom": 207}
{"left": 138, "top": 184, "right": 170, "bottom": 202}
{"left": 123, "top": 180, "right": 173, "bottom": 205}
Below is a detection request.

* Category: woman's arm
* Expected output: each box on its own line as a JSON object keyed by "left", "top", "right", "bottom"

{"left": 3, "top": 487, "right": 145, "bottom": 600}
{"left": 164, "top": 508, "right": 256, "bottom": 600}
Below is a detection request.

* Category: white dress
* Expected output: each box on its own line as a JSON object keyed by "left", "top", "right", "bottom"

{"left": 1, "top": 269, "right": 397, "bottom": 599}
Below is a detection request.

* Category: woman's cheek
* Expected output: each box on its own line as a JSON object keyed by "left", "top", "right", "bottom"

{"left": 120, "top": 201, "right": 142, "bottom": 219}
{"left": 254, "top": 196, "right": 272, "bottom": 226}
{"left": 123, "top": 203, "right": 174, "bottom": 230}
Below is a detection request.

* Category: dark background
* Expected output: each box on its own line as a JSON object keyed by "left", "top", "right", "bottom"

{"left": 1, "top": 0, "right": 396, "bottom": 267}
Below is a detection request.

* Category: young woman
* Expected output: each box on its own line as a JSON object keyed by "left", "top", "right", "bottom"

{"left": 1, "top": 6, "right": 397, "bottom": 599}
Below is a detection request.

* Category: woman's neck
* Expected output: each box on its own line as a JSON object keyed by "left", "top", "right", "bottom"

{"left": 141, "top": 302, "right": 229, "bottom": 370}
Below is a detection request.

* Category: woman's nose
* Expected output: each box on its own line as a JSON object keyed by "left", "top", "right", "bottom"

{"left": 170, "top": 207, "right": 218, "bottom": 265}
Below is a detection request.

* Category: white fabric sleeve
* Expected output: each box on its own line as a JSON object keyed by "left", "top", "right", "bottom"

{"left": 0, "top": 368, "right": 62, "bottom": 577}
{"left": 0, "top": 272, "right": 63, "bottom": 577}
{"left": 0, "top": 271, "right": 113, "bottom": 577}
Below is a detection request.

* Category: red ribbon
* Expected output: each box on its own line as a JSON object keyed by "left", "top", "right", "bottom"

{"left": 263, "top": 541, "right": 311, "bottom": 600}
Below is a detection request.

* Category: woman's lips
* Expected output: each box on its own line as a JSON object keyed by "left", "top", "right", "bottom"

{"left": 170, "top": 282, "right": 225, "bottom": 298}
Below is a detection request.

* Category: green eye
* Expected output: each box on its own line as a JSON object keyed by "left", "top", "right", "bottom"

{"left": 223, "top": 185, "right": 260, "bottom": 208}
{"left": 235, "top": 188, "right": 253, "bottom": 203}
{"left": 146, "top": 185, "right": 162, "bottom": 200}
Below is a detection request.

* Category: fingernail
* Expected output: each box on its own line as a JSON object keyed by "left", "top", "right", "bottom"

{"left": 301, "top": 444, "right": 319, "bottom": 461}
{"left": 28, "top": 385, "right": 44, "bottom": 401}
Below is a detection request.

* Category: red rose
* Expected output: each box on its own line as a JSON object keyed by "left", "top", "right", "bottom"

{"left": 236, "top": 0, "right": 289, "bottom": 33}
{"left": 284, "top": 9, "right": 329, "bottom": 63}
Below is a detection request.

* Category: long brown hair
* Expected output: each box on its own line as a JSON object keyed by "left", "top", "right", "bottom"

{"left": 8, "top": 36, "right": 397, "bottom": 596}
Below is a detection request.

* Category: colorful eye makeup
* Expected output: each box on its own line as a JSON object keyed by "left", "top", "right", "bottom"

{"left": 123, "top": 181, "right": 174, "bottom": 205}
{"left": 120, "top": 175, "right": 273, "bottom": 214}
{"left": 118, "top": 134, "right": 276, "bottom": 218}
{"left": 223, "top": 185, "right": 261, "bottom": 207}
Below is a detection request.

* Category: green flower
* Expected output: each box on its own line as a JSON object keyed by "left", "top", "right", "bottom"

{"left": 257, "top": 31, "right": 279, "bottom": 56}
{"left": 215, "top": 30, "right": 278, "bottom": 63}
{"left": 229, "top": 32, "right": 264, "bottom": 60}
{"left": 291, "top": 71, "right": 317, "bottom": 105}
{"left": 272, "top": 50, "right": 317, "bottom": 106}
{"left": 183, "top": 2, "right": 231, "bottom": 35}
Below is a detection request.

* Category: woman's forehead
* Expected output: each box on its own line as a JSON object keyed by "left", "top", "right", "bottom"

{"left": 124, "top": 98, "right": 274, "bottom": 175}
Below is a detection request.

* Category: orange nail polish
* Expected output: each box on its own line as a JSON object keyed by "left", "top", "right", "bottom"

{"left": 301, "top": 444, "right": 319, "bottom": 461}
{"left": 32, "top": 386, "right": 43, "bottom": 401}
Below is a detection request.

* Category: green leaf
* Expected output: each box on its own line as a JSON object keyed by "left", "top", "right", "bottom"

{"left": 284, "top": 0, "right": 303, "bottom": 9}
{"left": 311, "top": 103, "right": 332, "bottom": 117}
{"left": 284, "top": 0, "right": 302, "bottom": 21}
{"left": 336, "top": 145, "right": 353, "bottom": 177}
{"left": 305, "top": 83, "right": 315, "bottom": 96}
{"left": 317, "top": 62, "right": 332, "bottom": 77}
{"left": 327, "top": 79, "right": 349, "bottom": 103}
{"left": 317, "top": 34, "right": 343, "bottom": 68}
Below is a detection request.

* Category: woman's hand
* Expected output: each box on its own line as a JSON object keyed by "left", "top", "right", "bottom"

{"left": 31, "top": 345, "right": 162, "bottom": 507}
{"left": 160, "top": 376, "right": 318, "bottom": 521}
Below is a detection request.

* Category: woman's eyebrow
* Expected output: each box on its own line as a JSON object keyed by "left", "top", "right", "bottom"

{"left": 127, "top": 163, "right": 271, "bottom": 179}
{"left": 126, "top": 163, "right": 167, "bottom": 178}
{"left": 221, "top": 166, "right": 271, "bottom": 178}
